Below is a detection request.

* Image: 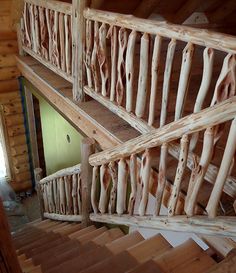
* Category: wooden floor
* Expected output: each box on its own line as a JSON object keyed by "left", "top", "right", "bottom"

{"left": 12, "top": 219, "right": 236, "bottom": 273}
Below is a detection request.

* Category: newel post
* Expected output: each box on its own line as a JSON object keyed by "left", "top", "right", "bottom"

{"left": 81, "top": 138, "right": 95, "bottom": 226}
{"left": 72, "top": 0, "right": 89, "bottom": 102}
{"left": 34, "top": 168, "right": 44, "bottom": 220}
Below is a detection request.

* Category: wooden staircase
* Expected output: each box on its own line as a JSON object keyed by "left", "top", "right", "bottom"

{"left": 13, "top": 219, "right": 236, "bottom": 273}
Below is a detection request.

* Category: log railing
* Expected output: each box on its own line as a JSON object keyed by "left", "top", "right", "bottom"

{"left": 38, "top": 164, "right": 82, "bottom": 221}
{"left": 83, "top": 8, "right": 236, "bottom": 134}
{"left": 89, "top": 97, "right": 236, "bottom": 237}
{"left": 21, "top": 0, "right": 73, "bottom": 83}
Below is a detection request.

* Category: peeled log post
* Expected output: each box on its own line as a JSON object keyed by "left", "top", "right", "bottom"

{"left": 108, "top": 161, "right": 118, "bottom": 214}
{"left": 109, "top": 26, "right": 118, "bottom": 102}
{"left": 91, "top": 166, "right": 99, "bottom": 214}
{"left": 116, "top": 158, "right": 128, "bottom": 215}
{"left": 128, "top": 154, "right": 137, "bottom": 215}
{"left": 81, "top": 138, "right": 95, "bottom": 225}
{"left": 168, "top": 135, "right": 189, "bottom": 216}
{"left": 29, "top": 4, "right": 36, "bottom": 52}
{"left": 91, "top": 21, "right": 100, "bottom": 93}
{"left": 206, "top": 118, "right": 236, "bottom": 218}
{"left": 97, "top": 23, "right": 109, "bottom": 97}
{"left": 38, "top": 7, "right": 49, "bottom": 60}
{"left": 175, "top": 42, "right": 194, "bottom": 121}
{"left": 85, "top": 19, "right": 93, "bottom": 87}
{"left": 190, "top": 47, "right": 214, "bottom": 151}
{"left": 77, "top": 173, "right": 82, "bottom": 214}
{"left": 155, "top": 143, "right": 168, "bottom": 216}
{"left": 64, "top": 175, "right": 72, "bottom": 215}
{"left": 23, "top": 2, "right": 31, "bottom": 48}
{"left": 98, "top": 164, "right": 110, "bottom": 214}
{"left": 139, "top": 149, "right": 152, "bottom": 216}
{"left": 148, "top": 35, "right": 162, "bottom": 126}
{"left": 116, "top": 28, "right": 128, "bottom": 105}
{"left": 59, "top": 12, "right": 66, "bottom": 72}
{"left": 51, "top": 10, "right": 60, "bottom": 68}
{"left": 72, "top": 173, "right": 78, "bottom": 215}
{"left": 52, "top": 179, "right": 57, "bottom": 213}
{"left": 135, "top": 33, "right": 150, "bottom": 119}
{"left": 34, "top": 168, "right": 43, "bottom": 219}
{"left": 125, "top": 30, "right": 137, "bottom": 112}
{"left": 160, "top": 39, "right": 176, "bottom": 127}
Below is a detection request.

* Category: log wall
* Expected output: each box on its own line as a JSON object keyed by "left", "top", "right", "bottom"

{"left": 0, "top": 1, "right": 32, "bottom": 192}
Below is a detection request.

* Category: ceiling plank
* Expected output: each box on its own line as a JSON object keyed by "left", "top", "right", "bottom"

{"left": 207, "top": 0, "right": 236, "bottom": 23}
{"left": 133, "top": 0, "right": 161, "bottom": 18}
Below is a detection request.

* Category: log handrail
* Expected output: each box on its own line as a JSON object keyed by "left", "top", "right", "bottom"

{"left": 84, "top": 8, "right": 236, "bottom": 54}
{"left": 89, "top": 97, "right": 236, "bottom": 166}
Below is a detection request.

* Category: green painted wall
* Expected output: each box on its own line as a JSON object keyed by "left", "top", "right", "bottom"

{"left": 24, "top": 80, "right": 82, "bottom": 175}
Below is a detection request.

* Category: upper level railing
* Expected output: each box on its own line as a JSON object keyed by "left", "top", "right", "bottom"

{"left": 38, "top": 164, "right": 82, "bottom": 221}
{"left": 83, "top": 8, "right": 236, "bottom": 135}
{"left": 89, "top": 97, "right": 236, "bottom": 238}
{"left": 21, "top": 0, "right": 73, "bottom": 82}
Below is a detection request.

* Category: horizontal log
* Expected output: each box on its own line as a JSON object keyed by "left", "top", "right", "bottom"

{"left": 0, "top": 32, "right": 17, "bottom": 41}
{"left": 84, "top": 8, "right": 236, "bottom": 54}
{"left": 15, "top": 171, "right": 31, "bottom": 183}
{"left": 12, "top": 154, "right": 29, "bottom": 165}
{"left": 7, "top": 124, "right": 25, "bottom": 137}
{"left": 24, "top": 0, "right": 72, "bottom": 15}
{"left": 0, "top": 54, "right": 17, "bottom": 68}
{"left": 10, "top": 180, "right": 32, "bottom": 192}
{"left": 5, "top": 115, "right": 24, "bottom": 126}
{"left": 3, "top": 102, "right": 23, "bottom": 115}
{"left": 13, "top": 162, "right": 30, "bottom": 174}
{"left": 9, "top": 135, "right": 26, "bottom": 147}
{"left": 0, "top": 91, "right": 21, "bottom": 103}
{"left": 0, "top": 79, "right": 19, "bottom": 93}
{"left": 22, "top": 46, "right": 73, "bottom": 83}
{"left": 89, "top": 97, "right": 236, "bottom": 165}
{"left": 43, "top": 213, "right": 82, "bottom": 222}
{"left": 40, "top": 164, "right": 81, "bottom": 184}
{"left": 11, "top": 144, "right": 28, "bottom": 156}
{"left": 90, "top": 213, "right": 236, "bottom": 238}
{"left": 0, "top": 67, "right": 20, "bottom": 81}
{"left": 0, "top": 40, "right": 18, "bottom": 54}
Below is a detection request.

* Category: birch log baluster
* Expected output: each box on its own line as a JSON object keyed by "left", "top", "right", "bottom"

{"left": 52, "top": 10, "right": 60, "bottom": 68}
{"left": 29, "top": 4, "right": 36, "bottom": 52}
{"left": 91, "top": 21, "right": 100, "bottom": 93}
{"left": 46, "top": 9, "right": 53, "bottom": 61}
{"left": 108, "top": 26, "right": 118, "bottom": 102}
{"left": 77, "top": 173, "right": 82, "bottom": 215}
{"left": 155, "top": 143, "right": 168, "bottom": 216}
{"left": 128, "top": 154, "right": 137, "bottom": 215}
{"left": 125, "top": 30, "right": 137, "bottom": 112}
{"left": 56, "top": 178, "right": 60, "bottom": 213}
{"left": 116, "top": 28, "right": 128, "bottom": 105}
{"left": 97, "top": 23, "right": 109, "bottom": 96}
{"left": 175, "top": 42, "right": 194, "bottom": 121}
{"left": 38, "top": 7, "right": 49, "bottom": 60}
{"left": 206, "top": 118, "right": 236, "bottom": 218}
{"left": 139, "top": 149, "right": 152, "bottom": 216}
{"left": 168, "top": 135, "right": 189, "bottom": 216}
{"left": 91, "top": 166, "right": 99, "bottom": 214}
{"left": 135, "top": 33, "right": 150, "bottom": 119}
{"left": 190, "top": 47, "right": 214, "bottom": 151}
{"left": 59, "top": 12, "right": 66, "bottom": 72}
{"left": 72, "top": 173, "right": 78, "bottom": 215}
{"left": 43, "top": 183, "right": 49, "bottom": 213}
{"left": 160, "top": 39, "right": 176, "bottom": 127}
{"left": 108, "top": 161, "right": 118, "bottom": 214}
{"left": 85, "top": 19, "right": 93, "bottom": 87}
{"left": 98, "top": 164, "right": 110, "bottom": 214}
{"left": 33, "top": 5, "right": 40, "bottom": 54}
{"left": 59, "top": 177, "right": 66, "bottom": 214}
{"left": 23, "top": 2, "right": 31, "bottom": 48}
{"left": 116, "top": 158, "right": 128, "bottom": 215}
{"left": 52, "top": 179, "right": 57, "bottom": 213}
{"left": 148, "top": 35, "right": 162, "bottom": 126}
